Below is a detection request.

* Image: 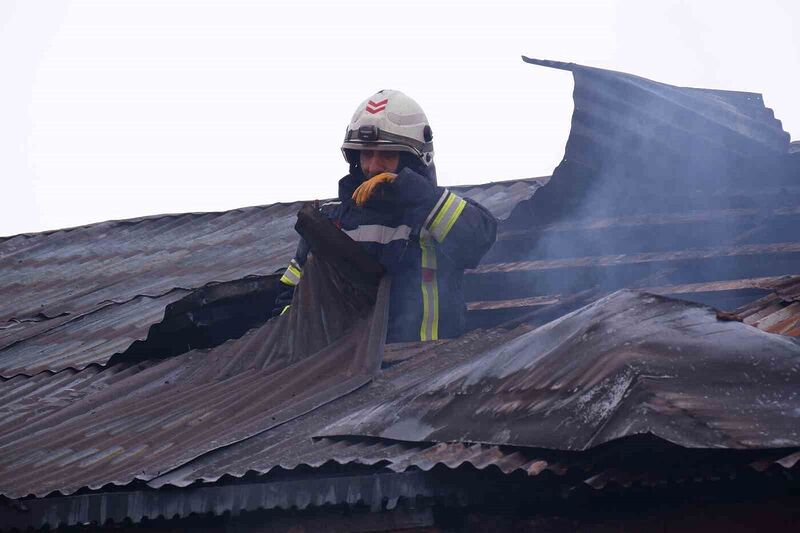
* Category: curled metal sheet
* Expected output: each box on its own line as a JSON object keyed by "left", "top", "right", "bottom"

{"left": 323, "top": 290, "right": 800, "bottom": 450}
{"left": 513, "top": 57, "right": 792, "bottom": 230}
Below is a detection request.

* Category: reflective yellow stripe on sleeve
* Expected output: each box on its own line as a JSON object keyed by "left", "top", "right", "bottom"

{"left": 279, "top": 259, "right": 303, "bottom": 286}
{"left": 419, "top": 232, "right": 439, "bottom": 341}
{"left": 427, "top": 190, "right": 467, "bottom": 243}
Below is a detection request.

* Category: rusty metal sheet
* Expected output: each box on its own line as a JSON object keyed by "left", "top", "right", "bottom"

{"left": 323, "top": 290, "right": 800, "bottom": 450}
{"left": 737, "top": 276, "right": 800, "bottom": 336}
{"left": 0, "top": 254, "right": 389, "bottom": 499}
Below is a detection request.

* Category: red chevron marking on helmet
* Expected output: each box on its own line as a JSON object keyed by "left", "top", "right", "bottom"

{"left": 365, "top": 98, "right": 388, "bottom": 114}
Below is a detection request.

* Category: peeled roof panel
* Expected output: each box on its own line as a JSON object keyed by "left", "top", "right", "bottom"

{"left": 509, "top": 58, "right": 793, "bottom": 230}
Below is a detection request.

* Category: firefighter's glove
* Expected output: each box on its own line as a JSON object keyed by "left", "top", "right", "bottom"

{"left": 352, "top": 172, "right": 396, "bottom": 206}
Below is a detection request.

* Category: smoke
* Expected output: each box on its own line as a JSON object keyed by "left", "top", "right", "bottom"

{"left": 495, "top": 64, "right": 798, "bottom": 310}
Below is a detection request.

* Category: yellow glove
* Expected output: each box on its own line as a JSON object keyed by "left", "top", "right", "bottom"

{"left": 352, "top": 172, "right": 396, "bottom": 206}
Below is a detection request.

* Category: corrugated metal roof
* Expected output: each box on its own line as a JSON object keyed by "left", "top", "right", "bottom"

{"left": 0, "top": 179, "right": 539, "bottom": 377}
{"left": 0, "top": 291, "right": 190, "bottom": 377}
{"left": 125, "top": 291, "right": 800, "bottom": 491}
{"left": 0, "top": 254, "right": 390, "bottom": 499}
{"left": 2, "top": 59, "right": 800, "bottom": 527}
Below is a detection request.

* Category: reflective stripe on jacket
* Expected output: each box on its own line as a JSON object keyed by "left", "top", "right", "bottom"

{"left": 278, "top": 167, "right": 497, "bottom": 343}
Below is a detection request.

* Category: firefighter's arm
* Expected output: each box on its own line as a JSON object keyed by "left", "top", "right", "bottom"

{"left": 271, "top": 238, "right": 310, "bottom": 317}
{"left": 388, "top": 168, "right": 498, "bottom": 268}
{"left": 422, "top": 192, "right": 497, "bottom": 268}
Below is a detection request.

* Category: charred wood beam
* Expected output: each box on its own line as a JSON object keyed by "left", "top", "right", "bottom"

{"left": 467, "top": 276, "right": 785, "bottom": 311}
{"left": 466, "top": 243, "right": 800, "bottom": 311}
{"left": 471, "top": 242, "right": 800, "bottom": 275}
{"left": 465, "top": 277, "right": 787, "bottom": 332}
{"left": 501, "top": 206, "right": 800, "bottom": 237}
{"left": 488, "top": 208, "right": 800, "bottom": 263}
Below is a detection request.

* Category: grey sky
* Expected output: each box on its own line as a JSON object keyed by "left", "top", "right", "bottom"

{"left": 2, "top": 0, "right": 798, "bottom": 236}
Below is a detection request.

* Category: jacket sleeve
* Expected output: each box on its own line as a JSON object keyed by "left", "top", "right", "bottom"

{"left": 272, "top": 200, "right": 343, "bottom": 316}
{"left": 272, "top": 237, "right": 310, "bottom": 316}
{"left": 423, "top": 191, "right": 497, "bottom": 269}
{"left": 390, "top": 168, "right": 498, "bottom": 269}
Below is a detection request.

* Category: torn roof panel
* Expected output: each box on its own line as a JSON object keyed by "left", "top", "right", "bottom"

{"left": 0, "top": 290, "right": 189, "bottom": 377}
{"left": 0, "top": 180, "right": 537, "bottom": 376}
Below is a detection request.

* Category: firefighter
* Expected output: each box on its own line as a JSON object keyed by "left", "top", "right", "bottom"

{"left": 274, "top": 89, "right": 497, "bottom": 343}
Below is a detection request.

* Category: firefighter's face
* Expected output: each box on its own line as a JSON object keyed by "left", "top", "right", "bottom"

{"left": 359, "top": 150, "right": 400, "bottom": 179}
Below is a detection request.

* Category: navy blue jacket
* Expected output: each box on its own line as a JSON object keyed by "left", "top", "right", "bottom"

{"left": 278, "top": 167, "right": 497, "bottom": 343}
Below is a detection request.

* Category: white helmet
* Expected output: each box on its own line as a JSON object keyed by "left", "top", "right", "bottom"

{"left": 341, "top": 89, "right": 434, "bottom": 167}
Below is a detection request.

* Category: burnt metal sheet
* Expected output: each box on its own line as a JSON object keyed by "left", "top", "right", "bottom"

{"left": 0, "top": 254, "right": 390, "bottom": 499}
{"left": 2, "top": 288, "right": 798, "bottom": 509}
{"left": 0, "top": 203, "right": 303, "bottom": 377}
{"left": 323, "top": 290, "right": 800, "bottom": 450}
